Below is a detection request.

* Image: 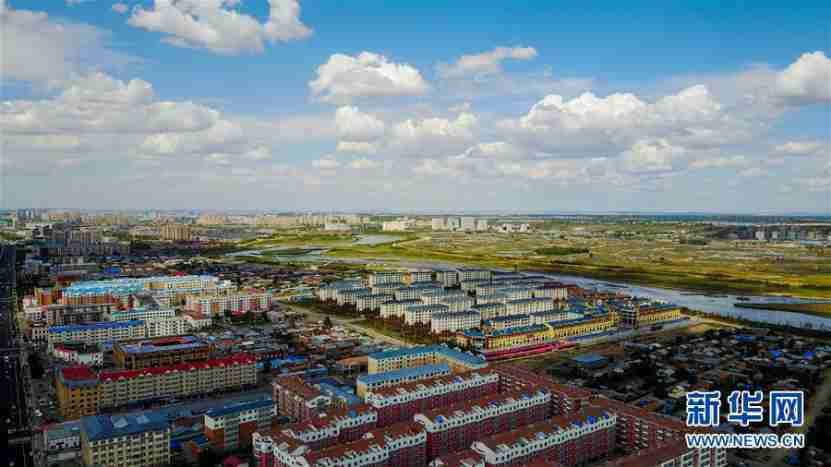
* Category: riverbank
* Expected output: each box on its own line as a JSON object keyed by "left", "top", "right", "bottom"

{"left": 734, "top": 301, "right": 831, "bottom": 318}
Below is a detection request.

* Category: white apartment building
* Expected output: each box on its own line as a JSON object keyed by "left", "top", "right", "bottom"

{"left": 460, "top": 217, "right": 476, "bottom": 231}
{"left": 476, "top": 219, "right": 489, "bottom": 231}
{"left": 369, "top": 272, "right": 407, "bottom": 286}
{"left": 355, "top": 293, "right": 394, "bottom": 312}
{"left": 395, "top": 286, "right": 442, "bottom": 301}
{"left": 382, "top": 220, "right": 413, "bottom": 231}
{"left": 420, "top": 289, "right": 467, "bottom": 305}
{"left": 185, "top": 292, "right": 271, "bottom": 316}
{"left": 438, "top": 296, "right": 476, "bottom": 312}
{"left": 108, "top": 307, "right": 175, "bottom": 322}
{"left": 370, "top": 282, "right": 406, "bottom": 294}
{"left": 458, "top": 269, "right": 491, "bottom": 282}
{"left": 460, "top": 279, "right": 491, "bottom": 292}
{"left": 497, "top": 287, "right": 535, "bottom": 301}
{"left": 52, "top": 344, "right": 104, "bottom": 366}
{"left": 184, "top": 313, "right": 213, "bottom": 330}
{"left": 475, "top": 293, "right": 508, "bottom": 306}
{"left": 533, "top": 285, "right": 569, "bottom": 300}
{"left": 335, "top": 288, "right": 372, "bottom": 305}
{"left": 379, "top": 299, "right": 422, "bottom": 319}
{"left": 431, "top": 218, "right": 446, "bottom": 230}
{"left": 431, "top": 311, "right": 481, "bottom": 334}
{"left": 404, "top": 304, "right": 449, "bottom": 325}
{"left": 472, "top": 302, "right": 507, "bottom": 321}
{"left": 30, "top": 323, "right": 49, "bottom": 342}
{"left": 144, "top": 317, "right": 188, "bottom": 338}
{"left": 408, "top": 271, "right": 434, "bottom": 283}
{"left": 47, "top": 320, "right": 146, "bottom": 350}
{"left": 435, "top": 270, "right": 459, "bottom": 287}
{"left": 504, "top": 297, "right": 556, "bottom": 316}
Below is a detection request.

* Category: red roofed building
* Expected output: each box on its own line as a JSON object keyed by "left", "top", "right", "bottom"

{"left": 413, "top": 388, "right": 551, "bottom": 460}
{"left": 469, "top": 407, "right": 616, "bottom": 466}
{"left": 592, "top": 397, "right": 687, "bottom": 452}
{"left": 429, "top": 449, "right": 485, "bottom": 467}
{"left": 279, "top": 404, "right": 379, "bottom": 450}
{"left": 491, "top": 365, "right": 592, "bottom": 416}
{"left": 273, "top": 376, "right": 332, "bottom": 422}
{"left": 58, "top": 354, "right": 257, "bottom": 418}
{"left": 365, "top": 370, "right": 499, "bottom": 427}
{"left": 601, "top": 439, "right": 726, "bottom": 467}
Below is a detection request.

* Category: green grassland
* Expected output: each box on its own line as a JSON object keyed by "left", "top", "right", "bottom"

{"left": 323, "top": 228, "right": 831, "bottom": 298}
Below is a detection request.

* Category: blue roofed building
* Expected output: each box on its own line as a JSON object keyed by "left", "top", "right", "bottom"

{"left": 367, "top": 344, "right": 487, "bottom": 374}
{"left": 48, "top": 319, "right": 146, "bottom": 350}
{"left": 204, "top": 399, "right": 276, "bottom": 452}
{"left": 80, "top": 411, "right": 171, "bottom": 467}
{"left": 357, "top": 363, "right": 452, "bottom": 397}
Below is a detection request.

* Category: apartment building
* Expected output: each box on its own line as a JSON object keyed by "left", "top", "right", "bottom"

{"left": 431, "top": 311, "right": 481, "bottom": 334}
{"left": 380, "top": 299, "right": 423, "bottom": 319}
{"left": 160, "top": 223, "right": 192, "bottom": 241}
{"left": 408, "top": 271, "right": 435, "bottom": 284}
{"left": 80, "top": 412, "right": 171, "bottom": 467}
{"left": 592, "top": 397, "right": 688, "bottom": 452}
{"left": 396, "top": 286, "right": 443, "bottom": 301}
{"left": 457, "top": 269, "right": 491, "bottom": 282}
{"left": 438, "top": 296, "right": 475, "bottom": 312}
{"left": 336, "top": 288, "right": 373, "bottom": 306}
{"left": 483, "top": 310, "right": 582, "bottom": 332}
{"left": 44, "top": 302, "right": 117, "bottom": 326}
{"left": 48, "top": 320, "right": 146, "bottom": 350}
{"left": 430, "top": 450, "right": 485, "bottom": 467}
{"left": 413, "top": 388, "right": 552, "bottom": 460}
{"left": 144, "top": 317, "right": 188, "bottom": 338}
{"left": 52, "top": 343, "right": 103, "bottom": 366}
{"left": 108, "top": 307, "right": 175, "bottom": 321}
{"left": 420, "top": 289, "right": 468, "bottom": 305}
{"left": 503, "top": 297, "right": 556, "bottom": 316}
{"left": 497, "top": 287, "right": 535, "bottom": 301}
{"left": 435, "top": 270, "right": 460, "bottom": 287}
{"left": 492, "top": 365, "right": 592, "bottom": 417}
{"left": 58, "top": 354, "right": 258, "bottom": 419}
{"left": 273, "top": 376, "right": 333, "bottom": 422}
{"left": 365, "top": 370, "right": 499, "bottom": 427}
{"left": 533, "top": 283, "right": 569, "bottom": 300}
{"left": 369, "top": 271, "right": 407, "bottom": 286}
{"left": 185, "top": 291, "right": 272, "bottom": 316}
{"left": 471, "top": 302, "right": 507, "bottom": 320}
{"left": 204, "top": 399, "right": 276, "bottom": 452}
{"left": 481, "top": 314, "right": 619, "bottom": 351}
{"left": 357, "top": 364, "right": 452, "bottom": 398}
{"left": 371, "top": 282, "right": 406, "bottom": 294}
{"left": 404, "top": 304, "right": 449, "bottom": 325}
{"left": 356, "top": 293, "right": 394, "bottom": 312}
{"left": 112, "top": 335, "right": 211, "bottom": 369}
{"left": 470, "top": 407, "right": 617, "bottom": 467}
{"left": 603, "top": 440, "right": 727, "bottom": 467}
{"left": 317, "top": 280, "right": 364, "bottom": 301}
{"left": 57, "top": 367, "right": 102, "bottom": 420}
{"left": 62, "top": 275, "right": 234, "bottom": 307}
{"left": 280, "top": 404, "right": 379, "bottom": 450}
{"left": 367, "top": 345, "right": 487, "bottom": 374}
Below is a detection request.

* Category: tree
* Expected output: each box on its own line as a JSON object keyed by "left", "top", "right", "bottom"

{"left": 323, "top": 316, "right": 333, "bottom": 330}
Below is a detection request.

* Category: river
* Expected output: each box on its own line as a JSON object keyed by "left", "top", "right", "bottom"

{"left": 227, "top": 239, "right": 831, "bottom": 330}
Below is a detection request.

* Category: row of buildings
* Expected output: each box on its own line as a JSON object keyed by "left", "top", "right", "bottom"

{"left": 256, "top": 357, "right": 724, "bottom": 467}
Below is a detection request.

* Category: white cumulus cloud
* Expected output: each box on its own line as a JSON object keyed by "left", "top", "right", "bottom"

{"left": 309, "top": 52, "right": 430, "bottom": 104}
{"left": 127, "top": 0, "right": 312, "bottom": 55}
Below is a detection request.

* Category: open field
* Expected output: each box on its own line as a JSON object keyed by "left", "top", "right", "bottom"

{"left": 324, "top": 228, "right": 831, "bottom": 298}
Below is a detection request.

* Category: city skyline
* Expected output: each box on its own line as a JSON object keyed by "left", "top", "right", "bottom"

{"left": 1, "top": 0, "right": 829, "bottom": 213}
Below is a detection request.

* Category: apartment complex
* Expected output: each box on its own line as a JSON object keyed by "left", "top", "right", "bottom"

{"left": 431, "top": 311, "right": 481, "bottom": 334}
{"left": 358, "top": 364, "right": 452, "bottom": 398}
{"left": 365, "top": 370, "right": 499, "bottom": 427}
{"left": 185, "top": 291, "right": 272, "bottom": 316}
{"left": 57, "top": 354, "right": 257, "bottom": 419}
{"left": 62, "top": 275, "right": 234, "bottom": 307}
{"left": 413, "top": 388, "right": 552, "bottom": 459}
{"left": 48, "top": 320, "right": 146, "bottom": 349}
{"left": 80, "top": 412, "right": 171, "bottom": 467}
{"left": 367, "top": 345, "right": 488, "bottom": 374}
{"left": 273, "top": 376, "right": 333, "bottom": 422}
{"left": 112, "top": 335, "right": 211, "bottom": 369}
{"left": 204, "top": 399, "right": 276, "bottom": 452}
{"left": 160, "top": 223, "right": 192, "bottom": 241}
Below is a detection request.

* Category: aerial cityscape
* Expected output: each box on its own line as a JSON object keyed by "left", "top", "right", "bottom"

{"left": 1, "top": 1, "right": 830, "bottom": 467}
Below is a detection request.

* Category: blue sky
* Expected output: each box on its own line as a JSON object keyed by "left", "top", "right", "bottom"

{"left": 1, "top": 0, "right": 829, "bottom": 212}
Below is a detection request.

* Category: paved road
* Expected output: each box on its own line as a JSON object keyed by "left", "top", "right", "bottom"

{"left": 0, "top": 244, "right": 32, "bottom": 467}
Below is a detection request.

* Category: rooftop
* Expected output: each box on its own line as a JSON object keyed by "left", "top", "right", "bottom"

{"left": 48, "top": 320, "right": 145, "bottom": 334}
{"left": 358, "top": 363, "right": 451, "bottom": 385}
{"left": 100, "top": 354, "right": 256, "bottom": 382}
{"left": 205, "top": 398, "right": 274, "bottom": 419}
{"left": 81, "top": 411, "right": 169, "bottom": 442}
{"left": 115, "top": 335, "right": 208, "bottom": 355}
{"left": 368, "top": 345, "right": 487, "bottom": 367}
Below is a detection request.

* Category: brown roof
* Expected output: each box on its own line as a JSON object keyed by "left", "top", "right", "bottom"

{"left": 273, "top": 376, "right": 323, "bottom": 400}
{"left": 492, "top": 365, "right": 592, "bottom": 398}
{"left": 417, "top": 387, "right": 549, "bottom": 422}
{"left": 369, "top": 369, "right": 495, "bottom": 398}
{"left": 477, "top": 406, "right": 613, "bottom": 449}
{"left": 591, "top": 397, "right": 687, "bottom": 431}
{"left": 602, "top": 440, "right": 691, "bottom": 467}
{"left": 431, "top": 449, "right": 484, "bottom": 467}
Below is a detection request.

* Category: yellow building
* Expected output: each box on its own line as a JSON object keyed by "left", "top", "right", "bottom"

{"left": 81, "top": 412, "right": 171, "bottom": 467}
{"left": 56, "top": 367, "right": 101, "bottom": 420}
{"left": 160, "top": 223, "right": 192, "bottom": 241}
{"left": 367, "top": 345, "right": 487, "bottom": 375}
{"left": 484, "top": 313, "right": 619, "bottom": 351}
